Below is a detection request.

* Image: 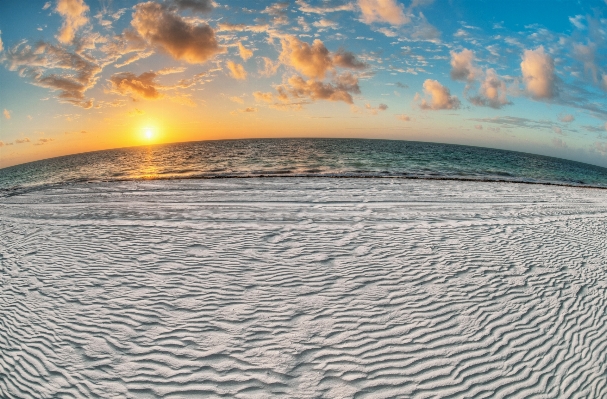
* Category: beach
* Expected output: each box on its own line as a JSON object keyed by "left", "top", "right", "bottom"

{"left": 1, "top": 178, "right": 607, "bottom": 398}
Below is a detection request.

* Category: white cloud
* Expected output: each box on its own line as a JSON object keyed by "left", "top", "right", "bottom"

{"left": 521, "top": 46, "right": 556, "bottom": 100}
{"left": 450, "top": 49, "right": 478, "bottom": 81}
{"left": 419, "top": 79, "right": 461, "bottom": 110}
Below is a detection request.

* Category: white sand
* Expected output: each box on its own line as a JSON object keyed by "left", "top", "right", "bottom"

{"left": 1, "top": 178, "right": 607, "bottom": 398}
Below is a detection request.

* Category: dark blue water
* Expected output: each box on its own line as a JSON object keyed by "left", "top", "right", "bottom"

{"left": 2, "top": 138, "right": 607, "bottom": 194}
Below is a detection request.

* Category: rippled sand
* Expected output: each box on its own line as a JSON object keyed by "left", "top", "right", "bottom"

{"left": 1, "top": 179, "right": 607, "bottom": 398}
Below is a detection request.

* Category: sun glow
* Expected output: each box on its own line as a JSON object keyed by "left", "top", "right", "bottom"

{"left": 144, "top": 127, "right": 154, "bottom": 141}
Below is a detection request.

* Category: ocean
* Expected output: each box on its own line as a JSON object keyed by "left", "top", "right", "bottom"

{"left": 2, "top": 138, "right": 607, "bottom": 193}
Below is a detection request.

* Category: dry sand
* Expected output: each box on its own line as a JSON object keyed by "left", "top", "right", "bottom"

{"left": 1, "top": 178, "right": 607, "bottom": 398}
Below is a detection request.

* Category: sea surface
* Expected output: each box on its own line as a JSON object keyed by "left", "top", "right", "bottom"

{"left": 2, "top": 138, "right": 607, "bottom": 193}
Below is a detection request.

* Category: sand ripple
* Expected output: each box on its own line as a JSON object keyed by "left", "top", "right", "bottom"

{"left": 1, "top": 179, "right": 607, "bottom": 398}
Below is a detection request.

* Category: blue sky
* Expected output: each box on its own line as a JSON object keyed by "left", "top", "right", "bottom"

{"left": 0, "top": 0, "right": 606, "bottom": 168}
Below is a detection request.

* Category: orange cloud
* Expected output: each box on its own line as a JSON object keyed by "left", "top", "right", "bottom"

{"left": 419, "top": 79, "right": 461, "bottom": 110}
{"left": 3, "top": 109, "right": 10, "bottom": 120}
{"left": 358, "top": 0, "right": 409, "bottom": 26}
{"left": 227, "top": 61, "right": 247, "bottom": 80}
{"left": 238, "top": 42, "right": 253, "bottom": 61}
{"left": 279, "top": 36, "right": 367, "bottom": 79}
{"left": 277, "top": 72, "right": 361, "bottom": 105}
{"left": 132, "top": 2, "right": 225, "bottom": 64}
{"left": 56, "top": 0, "right": 89, "bottom": 44}
{"left": 108, "top": 72, "right": 162, "bottom": 100}
{"left": 521, "top": 46, "right": 556, "bottom": 99}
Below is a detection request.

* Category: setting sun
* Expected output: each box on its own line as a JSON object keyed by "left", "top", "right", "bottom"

{"left": 144, "top": 128, "right": 154, "bottom": 140}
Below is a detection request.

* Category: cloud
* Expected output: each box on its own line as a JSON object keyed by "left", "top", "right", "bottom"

{"left": 108, "top": 71, "right": 162, "bottom": 99}
{"left": 6, "top": 41, "right": 100, "bottom": 108}
{"left": 594, "top": 141, "right": 607, "bottom": 155}
{"left": 15, "top": 138, "right": 31, "bottom": 144}
{"left": 238, "top": 42, "right": 253, "bottom": 61}
{"left": 450, "top": 49, "right": 478, "bottom": 81}
{"left": 365, "top": 103, "right": 388, "bottom": 114}
{"left": 242, "top": 107, "right": 257, "bottom": 113}
{"left": 279, "top": 36, "right": 366, "bottom": 79}
{"left": 0, "top": 32, "right": 3, "bottom": 53}
{"left": 313, "top": 19, "right": 338, "bottom": 29}
{"left": 259, "top": 57, "right": 280, "bottom": 76}
{"left": 475, "top": 124, "right": 483, "bottom": 129}
{"left": 35, "top": 138, "right": 55, "bottom": 145}
{"left": 132, "top": 2, "right": 225, "bottom": 64}
{"left": 397, "top": 114, "right": 410, "bottom": 121}
{"left": 333, "top": 50, "right": 368, "bottom": 69}
{"left": 396, "top": 82, "right": 408, "bottom": 89}
{"left": 552, "top": 126, "right": 563, "bottom": 135}
{"left": 419, "top": 79, "right": 461, "bottom": 110}
{"left": 468, "top": 69, "right": 511, "bottom": 109}
{"left": 279, "top": 36, "right": 333, "bottom": 79}
{"left": 521, "top": 46, "right": 556, "bottom": 99}
{"left": 128, "top": 108, "right": 145, "bottom": 116}
{"left": 262, "top": 2, "right": 289, "bottom": 26}
{"left": 169, "top": 0, "right": 214, "bottom": 13}
{"left": 358, "top": 0, "right": 409, "bottom": 26}
{"left": 56, "top": 0, "right": 90, "bottom": 44}
{"left": 229, "top": 96, "right": 244, "bottom": 104}
{"left": 3, "top": 109, "right": 11, "bottom": 120}
{"left": 553, "top": 138, "right": 568, "bottom": 149}
{"left": 276, "top": 72, "right": 361, "bottom": 105}
{"left": 603, "top": 74, "right": 607, "bottom": 91}
{"left": 253, "top": 91, "right": 274, "bottom": 103}
{"left": 470, "top": 116, "right": 555, "bottom": 130}
{"left": 558, "top": 114, "right": 575, "bottom": 123}
{"left": 296, "top": 0, "right": 355, "bottom": 13}
{"left": 42, "top": 2, "right": 51, "bottom": 10}
{"left": 227, "top": 61, "right": 247, "bottom": 80}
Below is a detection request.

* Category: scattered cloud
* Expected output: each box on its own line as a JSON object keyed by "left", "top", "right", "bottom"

{"left": 42, "top": 2, "right": 51, "bottom": 10}
{"left": 3, "top": 109, "right": 11, "bottom": 120}
{"left": 558, "top": 113, "right": 575, "bottom": 123}
{"left": 468, "top": 69, "right": 511, "bottom": 109}
{"left": 276, "top": 72, "right": 361, "bottom": 105}
{"left": 419, "top": 79, "right": 461, "bottom": 110}
{"left": 56, "top": 0, "right": 89, "bottom": 44}
{"left": 474, "top": 124, "right": 483, "bottom": 129}
{"left": 358, "top": 0, "right": 409, "bottom": 26}
{"left": 253, "top": 91, "right": 274, "bottom": 103}
{"left": 262, "top": 2, "right": 290, "bottom": 26}
{"left": 242, "top": 107, "right": 257, "bottom": 113}
{"left": 128, "top": 108, "right": 145, "bottom": 116}
{"left": 279, "top": 36, "right": 366, "bottom": 80}
{"left": 553, "top": 138, "right": 568, "bottom": 149}
{"left": 552, "top": 126, "right": 564, "bottom": 135}
{"left": 469, "top": 116, "right": 555, "bottom": 130}
{"left": 227, "top": 61, "right": 247, "bottom": 80}
{"left": 229, "top": 96, "right": 244, "bottom": 104}
{"left": 35, "top": 138, "right": 55, "bottom": 145}
{"left": 132, "top": 2, "right": 225, "bottom": 64}
{"left": 397, "top": 114, "right": 411, "bottom": 121}
{"left": 238, "top": 42, "right": 253, "bottom": 61}
{"left": 15, "top": 138, "right": 31, "bottom": 144}
{"left": 365, "top": 103, "right": 388, "bottom": 114}
{"left": 521, "top": 46, "right": 556, "bottom": 100}
{"left": 108, "top": 72, "right": 162, "bottom": 99}
{"left": 296, "top": 0, "right": 355, "bottom": 13}
{"left": 0, "top": 32, "right": 3, "bottom": 53}
{"left": 169, "top": 0, "right": 214, "bottom": 13}
{"left": 5, "top": 41, "right": 100, "bottom": 108}
{"left": 450, "top": 49, "right": 478, "bottom": 81}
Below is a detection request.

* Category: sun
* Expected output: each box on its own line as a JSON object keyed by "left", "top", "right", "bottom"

{"left": 144, "top": 127, "right": 154, "bottom": 140}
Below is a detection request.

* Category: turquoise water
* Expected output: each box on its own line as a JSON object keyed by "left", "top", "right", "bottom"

{"left": 2, "top": 138, "right": 607, "bottom": 193}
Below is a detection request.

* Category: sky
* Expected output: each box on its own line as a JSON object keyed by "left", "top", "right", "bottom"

{"left": 0, "top": 0, "right": 606, "bottom": 168}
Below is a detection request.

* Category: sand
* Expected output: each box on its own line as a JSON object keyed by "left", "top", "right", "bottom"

{"left": 1, "top": 178, "right": 607, "bottom": 398}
